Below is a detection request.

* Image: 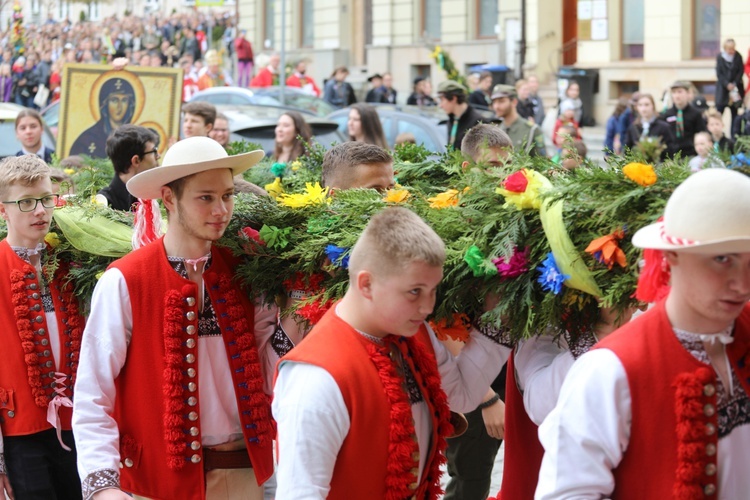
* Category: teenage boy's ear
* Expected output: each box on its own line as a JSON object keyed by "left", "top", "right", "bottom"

{"left": 356, "top": 270, "right": 375, "bottom": 299}
{"left": 161, "top": 186, "right": 176, "bottom": 213}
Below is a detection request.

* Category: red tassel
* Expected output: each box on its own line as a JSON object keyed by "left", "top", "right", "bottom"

{"left": 635, "top": 248, "right": 671, "bottom": 303}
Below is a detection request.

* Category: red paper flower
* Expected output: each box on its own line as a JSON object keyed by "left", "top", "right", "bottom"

{"left": 295, "top": 297, "right": 333, "bottom": 324}
{"left": 240, "top": 226, "right": 265, "bottom": 245}
{"left": 503, "top": 170, "right": 529, "bottom": 193}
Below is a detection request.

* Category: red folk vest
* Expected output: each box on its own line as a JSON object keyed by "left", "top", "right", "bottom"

{"left": 596, "top": 301, "right": 750, "bottom": 499}
{"left": 109, "top": 239, "right": 273, "bottom": 500}
{"left": 0, "top": 240, "right": 84, "bottom": 436}
{"left": 279, "top": 308, "right": 442, "bottom": 500}
{"left": 496, "top": 351, "right": 545, "bottom": 500}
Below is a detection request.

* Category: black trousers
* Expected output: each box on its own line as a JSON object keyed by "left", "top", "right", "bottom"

{"left": 444, "top": 407, "right": 502, "bottom": 500}
{"left": 4, "top": 428, "right": 82, "bottom": 500}
{"left": 444, "top": 366, "right": 506, "bottom": 500}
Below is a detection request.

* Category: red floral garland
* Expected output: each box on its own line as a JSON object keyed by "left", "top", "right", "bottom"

{"left": 162, "top": 287, "right": 188, "bottom": 471}
{"left": 10, "top": 268, "right": 46, "bottom": 407}
{"left": 364, "top": 334, "right": 453, "bottom": 500}
{"left": 219, "top": 275, "right": 274, "bottom": 445}
{"left": 10, "top": 264, "right": 84, "bottom": 406}
{"left": 673, "top": 366, "right": 715, "bottom": 500}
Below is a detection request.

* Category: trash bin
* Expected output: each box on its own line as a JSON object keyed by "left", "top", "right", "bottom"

{"left": 469, "top": 64, "right": 511, "bottom": 87}
{"left": 557, "top": 67, "right": 599, "bottom": 126}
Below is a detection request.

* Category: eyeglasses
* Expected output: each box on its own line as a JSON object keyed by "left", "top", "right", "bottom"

{"left": 142, "top": 148, "right": 160, "bottom": 159}
{"left": 2, "top": 195, "right": 59, "bottom": 212}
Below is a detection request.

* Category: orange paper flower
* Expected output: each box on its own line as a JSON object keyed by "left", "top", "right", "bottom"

{"left": 622, "top": 162, "right": 657, "bottom": 187}
{"left": 429, "top": 313, "right": 472, "bottom": 343}
{"left": 585, "top": 229, "right": 627, "bottom": 270}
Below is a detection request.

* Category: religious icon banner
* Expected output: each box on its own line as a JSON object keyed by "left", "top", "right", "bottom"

{"left": 58, "top": 63, "right": 183, "bottom": 159}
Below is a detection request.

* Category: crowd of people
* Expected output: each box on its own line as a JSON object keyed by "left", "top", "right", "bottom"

{"left": 3, "top": 7, "right": 750, "bottom": 500}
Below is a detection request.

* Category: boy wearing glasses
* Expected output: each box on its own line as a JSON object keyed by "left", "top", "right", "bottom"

{"left": 0, "top": 155, "right": 86, "bottom": 500}
{"left": 100, "top": 125, "right": 160, "bottom": 211}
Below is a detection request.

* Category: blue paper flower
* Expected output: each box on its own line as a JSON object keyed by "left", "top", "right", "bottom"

{"left": 536, "top": 252, "right": 569, "bottom": 295}
{"left": 731, "top": 153, "right": 750, "bottom": 168}
{"left": 325, "top": 244, "right": 350, "bottom": 269}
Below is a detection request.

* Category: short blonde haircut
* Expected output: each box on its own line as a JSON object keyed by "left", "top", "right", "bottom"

{"left": 705, "top": 108, "right": 723, "bottom": 123}
{"left": 0, "top": 155, "right": 51, "bottom": 199}
{"left": 348, "top": 207, "right": 445, "bottom": 278}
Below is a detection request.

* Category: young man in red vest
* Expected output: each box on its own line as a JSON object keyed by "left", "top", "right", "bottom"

{"left": 0, "top": 155, "right": 85, "bottom": 499}
{"left": 273, "top": 207, "right": 511, "bottom": 499}
{"left": 537, "top": 168, "right": 750, "bottom": 498}
{"left": 72, "top": 137, "right": 279, "bottom": 500}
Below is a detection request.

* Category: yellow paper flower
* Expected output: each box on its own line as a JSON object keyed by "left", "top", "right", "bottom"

{"left": 63, "top": 168, "right": 75, "bottom": 176}
{"left": 265, "top": 177, "right": 284, "bottom": 199}
{"left": 495, "top": 169, "right": 545, "bottom": 210}
{"left": 44, "top": 232, "right": 61, "bottom": 248}
{"left": 428, "top": 189, "right": 460, "bottom": 209}
{"left": 384, "top": 189, "right": 410, "bottom": 203}
{"left": 622, "top": 162, "right": 657, "bottom": 187}
{"left": 430, "top": 45, "right": 443, "bottom": 58}
{"left": 278, "top": 182, "right": 329, "bottom": 208}
{"left": 290, "top": 160, "right": 302, "bottom": 171}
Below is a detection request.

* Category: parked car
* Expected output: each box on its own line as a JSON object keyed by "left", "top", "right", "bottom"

{"left": 251, "top": 87, "right": 336, "bottom": 117}
{"left": 189, "top": 87, "right": 335, "bottom": 117}
{"left": 219, "top": 105, "right": 345, "bottom": 154}
{"left": 1, "top": 103, "right": 57, "bottom": 159}
{"left": 40, "top": 100, "right": 60, "bottom": 138}
{"left": 189, "top": 87, "right": 282, "bottom": 107}
{"left": 327, "top": 105, "right": 450, "bottom": 153}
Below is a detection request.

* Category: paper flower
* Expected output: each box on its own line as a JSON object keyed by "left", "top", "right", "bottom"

{"left": 503, "top": 170, "right": 529, "bottom": 193}
{"left": 325, "top": 244, "right": 350, "bottom": 269}
{"left": 464, "top": 245, "right": 498, "bottom": 277}
{"left": 63, "top": 168, "right": 75, "bottom": 176}
{"left": 427, "top": 189, "right": 460, "bottom": 209}
{"left": 290, "top": 160, "right": 302, "bottom": 171}
{"left": 270, "top": 162, "right": 287, "bottom": 178}
{"left": 731, "top": 153, "right": 750, "bottom": 168}
{"left": 622, "top": 162, "right": 657, "bottom": 187}
{"left": 492, "top": 246, "right": 530, "bottom": 279}
{"left": 278, "top": 182, "right": 328, "bottom": 208}
{"left": 240, "top": 227, "right": 265, "bottom": 245}
{"left": 584, "top": 229, "right": 626, "bottom": 270}
{"left": 495, "top": 169, "right": 545, "bottom": 210}
{"left": 537, "top": 252, "right": 569, "bottom": 295}
{"left": 44, "top": 232, "right": 61, "bottom": 249}
{"left": 283, "top": 272, "right": 325, "bottom": 293}
{"left": 384, "top": 188, "right": 410, "bottom": 203}
{"left": 258, "top": 224, "right": 292, "bottom": 250}
{"left": 265, "top": 177, "right": 284, "bottom": 199}
{"left": 429, "top": 313, "right": 472, "bottom": 343}
{"left": 296, "top": 297, "right": 333, "bottom": 324}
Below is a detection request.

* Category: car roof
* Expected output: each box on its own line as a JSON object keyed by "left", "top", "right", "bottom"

{"left": 219, "top": 105, "right": 340, "bottom": 133}
{"left": 0, "top": 102, "right": 30, "bottom": 120}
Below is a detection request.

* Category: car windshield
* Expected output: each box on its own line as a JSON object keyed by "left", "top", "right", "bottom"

{"left": 259, "top": 91, "right": 335, "bottom": 117}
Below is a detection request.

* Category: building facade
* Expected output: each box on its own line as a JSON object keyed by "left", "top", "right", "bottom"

{"left": 240, "top": 0, "right": 748, "bottom": 123}
{"left": 567, "top": 0, "right": 749, "bottom": 123}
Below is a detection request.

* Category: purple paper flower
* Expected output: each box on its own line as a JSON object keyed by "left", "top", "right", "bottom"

{"left": 492, "top": 247, "right": 530, "bottom": 279}
{"left": 536, "top": 252, "right": 569, "bottom": 295}
{"left": 325, "top": 244, "right": 350, "bottom": 269}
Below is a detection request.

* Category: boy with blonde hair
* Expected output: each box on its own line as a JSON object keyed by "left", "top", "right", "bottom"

{"left": 0, "top": 155, "right": 85, "bottom": 499}
{"left": 273, "top": 207, "right": 510, "bottom": 500}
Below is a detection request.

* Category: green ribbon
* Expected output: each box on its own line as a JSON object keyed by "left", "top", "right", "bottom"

{"left": 259, "top": 224, "right": 292, "bottom": 250}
